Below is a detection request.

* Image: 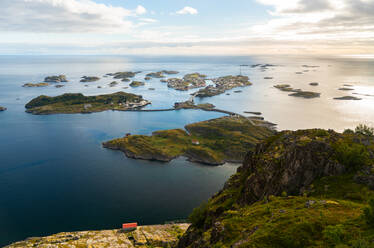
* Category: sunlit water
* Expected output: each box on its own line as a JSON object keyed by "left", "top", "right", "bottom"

{"left": 0, "top": 55, "right": 373, "bottom": 246}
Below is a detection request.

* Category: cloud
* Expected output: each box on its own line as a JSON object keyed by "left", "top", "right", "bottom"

{"left": 135, "top": 5, "right": 147, "bottom": 15}
{"left": 0, "top": 0, "right": 135, "bottom": 33}
{"left": 176, "top": 6, "right": 198, "bottom": 15}
{"left": 253, "top": 0, "right": 374, "bottom": 44}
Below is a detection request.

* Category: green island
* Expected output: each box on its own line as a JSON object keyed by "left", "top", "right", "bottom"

{"left": 130, "top": 81, "right": 145, "bottom": 87}
{"left": 103, "top": 116, "right": 274, "bottom": 165}
{"left": 25, "top": 92, "right": 151, "bottom": 115}
{"left": 0, "top": 106, "right": 6, "bottom": 111}
{"left": 22, "top": 82, "right": 49, "bottom": 87}
{"left": 179, "top": 125, "right": 374, "bottom": 247}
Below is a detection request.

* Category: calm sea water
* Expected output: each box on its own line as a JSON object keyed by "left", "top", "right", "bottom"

{"left": 0, "top": 55, "right": 374, "bottom": 246}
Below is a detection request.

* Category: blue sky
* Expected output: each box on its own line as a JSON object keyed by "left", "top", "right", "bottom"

{"left": 0, "top": 0, "right": 373, "bottom": 55}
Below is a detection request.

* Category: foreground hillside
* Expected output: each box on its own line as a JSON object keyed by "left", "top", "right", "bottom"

{"left": 6, "top": 224, "right": 190, "bottom": 248}
{"left": 178, "top": 127, "right": 374, "bottom": 247}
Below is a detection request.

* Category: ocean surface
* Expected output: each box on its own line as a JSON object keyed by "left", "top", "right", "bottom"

{"left": 0, "top": 55, "right": 374, "bottom": 246}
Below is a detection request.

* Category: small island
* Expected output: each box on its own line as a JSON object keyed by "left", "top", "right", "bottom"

{"left": 174, "top": 100, "right": 215, "bottom": 110}
{"left": 289, "top": 91, "right": 321, "bottom": 98}
{"left": 333, "top": 96, "right": 362, "bottom": 100}
{"left": 0, "top": 106, "right": 6, "bottom": 111}
{"left": 274, "top": 84, "right": 320, "bottom": 98}
{"left": 22, "top": 82, "right": 49, "bottom": 87}
{"left": 103, "top": 116, "right": 274, "bottom": 165}
{"left": 130, "top": 81, "right": 145, "bottom": 87}
{"left": 146, "top": 70, "right": 179, "bottom": 78}
{"left": 338, "top": 87, "right": 354, "bottom": 91}
{"left": 109, "top": 71, "right": 140, "bottom": 82}
{"left": 44, "top": 75, "right": 68, "bottom": 83}
{"left": 25, "top": 92, "right": 151, "bottom": 115}
{"left": 80, "top": 76, "right": 100, "bottom": 82}
{"left": 194, "top": 75, "right": 252, "bottom": 97}
{"left": 109, "top": 81, "right": 118, "bottom": 87}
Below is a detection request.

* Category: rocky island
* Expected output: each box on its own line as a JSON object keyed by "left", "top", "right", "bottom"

{"left": 103, "top": 116, "right": 274, "bottom": 165}
{"left": 80, "top": 76, "right": 100, "bottom": 82}
{"left": 194, "top": 75, "right": 252, "bottom": 97}
{"left": 167, "top": 73, "right": 207, "bottom": 91}
{"left": 6, "top": 224, "right": 190, "bottom": 248}
{"left": 25, "top": 92, "right": 150, "bottom": 115}
{"left": 274, "top": 84, "right": 320, "bottom": 98}
{"left": 0, "top": 106, "right": 6, "bottom": 111}
{"left": 334, "top": 96, "right": 362, "bottom": 100}
{"left": 130, "top": 81, "right": 145, "bottom": 87}
{"left": 44, "top": 75, "right": 68, "bottom": 83}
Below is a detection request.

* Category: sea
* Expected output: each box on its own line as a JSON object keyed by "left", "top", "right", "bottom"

{"left": 0, "top": 55, "right": 374, "bottom": 246}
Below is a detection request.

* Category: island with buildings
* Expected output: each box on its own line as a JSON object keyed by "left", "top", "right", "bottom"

{"left": 25, "top": 92, "right": 151, "bottom": 115}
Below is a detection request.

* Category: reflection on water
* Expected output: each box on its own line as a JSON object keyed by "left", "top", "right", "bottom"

{"left": 0, "top": 55, "right": 373, "bottom": 246}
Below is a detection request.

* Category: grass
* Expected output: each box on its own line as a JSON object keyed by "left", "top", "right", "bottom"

{"left": 25, "top": 92, "right": 147, "bottom": 114}
{"left": 103, "top": 116, "right": 274, "bottom": 164}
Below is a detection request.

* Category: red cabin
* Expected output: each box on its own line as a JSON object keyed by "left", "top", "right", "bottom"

{"left": 122, "top": 222, "right": 137, "bottom": 232}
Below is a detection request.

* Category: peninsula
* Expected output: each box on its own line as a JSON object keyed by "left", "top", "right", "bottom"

{"left": 103, "top": 116, "right": 274, "bottom": 165}
{"left": 25, "top": 92, "right": 150, "bottom": 115}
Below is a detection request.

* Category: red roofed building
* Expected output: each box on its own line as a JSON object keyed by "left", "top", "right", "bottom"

{"left": 122, "top": 222, "right": 137, "bottom": 232}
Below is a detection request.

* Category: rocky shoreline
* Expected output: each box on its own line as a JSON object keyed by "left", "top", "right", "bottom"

{"left": 6, "top": 224, "right": 190, "bottom": 248}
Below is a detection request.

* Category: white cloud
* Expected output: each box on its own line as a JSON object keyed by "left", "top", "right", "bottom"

{"left": 253, "top": 0, "right": 374, "bottom": 44}
{"left": 176, "top": 6, "right": 198, "bottom": 15}
{"left": 0, "top": 0, "right": 134, "bottom": 33}
{"left": 135, "top": 5, "right": 147, "bottom": 15}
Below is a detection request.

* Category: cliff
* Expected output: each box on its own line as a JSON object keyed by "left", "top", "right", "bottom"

{"left": 178, "top": 128, "right": 374, "bottom": 247}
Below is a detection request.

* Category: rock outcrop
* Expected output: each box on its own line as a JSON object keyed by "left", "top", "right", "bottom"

{"left": 6, "top": 224, "right": 190, "bottom": 248}
{"left": 178, "top": 129, "right": 374, "bottom": 247}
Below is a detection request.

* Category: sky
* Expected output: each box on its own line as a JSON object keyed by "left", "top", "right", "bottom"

{"left": 0, "top": 0, "right": 373, "bottom": 56}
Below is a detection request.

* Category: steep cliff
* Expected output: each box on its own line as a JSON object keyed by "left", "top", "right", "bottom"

{"left": 178, "top": 129, "right": 374, "bottom": 247}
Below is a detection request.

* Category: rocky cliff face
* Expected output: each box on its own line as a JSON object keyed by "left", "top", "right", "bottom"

{"left": 178, "top": 129, "right": 374, "bottom": 247}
